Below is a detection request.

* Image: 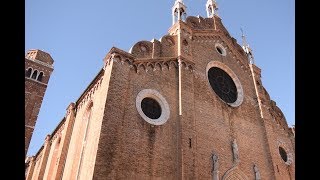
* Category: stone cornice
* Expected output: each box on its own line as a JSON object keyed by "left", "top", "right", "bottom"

{"left": 25, "top": 77, "right": 48, "bottom": 86}
{"left": 75, "top": 70, "right": 104, "bottom": 111}
{"left": 104, "top": 47, "right": 135, "bottom": 63}
{"left": 133, "top": 58, "right": 191, "bottom": 73}
{"left": 35, "top": 150, "right": 43, "bottom": 161}
{"left": 104, "top": 46, "right": 195, "bottom": 73}
{"left": 25, "top": 125, "right": 35, "bottom": 129}
{"left": 25, "top": 57, "right": 54, "bottom": 69}
{"left": 34, "top": 145, "right": 44, "bottom": 160}
{"left": 49, "top": 117, "right": 66, "bottom": 142}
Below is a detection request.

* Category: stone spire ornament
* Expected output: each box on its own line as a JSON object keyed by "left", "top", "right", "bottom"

{"left": 206, "top": 0, "right": 218, "bottom": 18}
{"left": 172, "top": 0, "right": 187, "bottom": 25}
{"left": 241, "top": 28, "right": 255, "bottom": 64}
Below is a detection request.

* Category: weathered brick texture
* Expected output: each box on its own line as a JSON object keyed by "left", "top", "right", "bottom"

{"left": 25, "top": 5, "right": 294, "bottom": 180}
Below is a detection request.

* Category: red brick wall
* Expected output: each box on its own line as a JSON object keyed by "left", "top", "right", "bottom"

{"left": 89, "top": 17, "right": 294, "bottom": 179}
{"left": 93, "top": 58, "right": 181, "bottom": 179}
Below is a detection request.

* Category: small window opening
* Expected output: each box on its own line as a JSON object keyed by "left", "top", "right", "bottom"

{"left": 141, "top": 97, "right": 162, "bottom": 119}
{"left": 31, "top": 70, "right": 38, "bottom": 79}
{"left": 26, "top": 68, "right": 32, "bottom": 78}
{"left": 216, "top": 47, "right": 223, "bottom": 55}
{"left": 279, "top": 147, "right": 288, "bottom": 162}
{"left": 37, "top": 72, "right": 43, "bottom": 82}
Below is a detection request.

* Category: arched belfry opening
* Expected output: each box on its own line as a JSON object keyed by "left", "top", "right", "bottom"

{"left": 31, "top": 70, "right": 38, "bottom": 79}
{"left": 37, "top": 72, "right": 44, "bottom": 82}
{"left": 26, "top": 68, "right": 32, "bottom": 78}
{"left": 172, "top": 0, "right": 187, "bottom": 25}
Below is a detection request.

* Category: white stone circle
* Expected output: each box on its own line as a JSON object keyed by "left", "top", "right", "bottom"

{"left": 136, "top": 89, "right": 170, "bottom": 125}
{"left": 215, "top": 43, "right": 227, "bottom": 56}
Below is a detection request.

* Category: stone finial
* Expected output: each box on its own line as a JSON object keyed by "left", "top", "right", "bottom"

{"left": 45, "top": 135, "right": 51, "bottom": 142}
{"left": 66, "top": 102, "right": 76, "bottom": 116}
{"left": 206, "top": 0, "right": 218, "bottom": 18}
{"left": 241, "top": 28, "right": 255, "bottom": 64}
{"left": 172, "top": 0, "right": 187, "bottom": 25}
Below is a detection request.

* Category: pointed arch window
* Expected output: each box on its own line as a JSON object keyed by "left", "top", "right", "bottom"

{"left": 37, "top": 72, "right": 44, "bottom": 82}
{"left": 76, "top": 102, "right": 93, "bottom": 179}
{"left": 25, "top": 68, "right": 32, "bottom": 78}
{"left": 45, "top": 136, "right": 61, "bottom": 179}
{"left": 83, "top": 104, "right": 93, "bottom": 142}
{"left": 31, "top": 70, "right": 38, "bottom": 79}
{"left": 279, "top": 146, "right": 288, "bottom": 162}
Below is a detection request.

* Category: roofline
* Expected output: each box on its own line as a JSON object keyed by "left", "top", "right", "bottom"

{"left": 75, "top": 46, "right": 135, "bottom": 106}
{"left": 74, "top": 68, "right": 105, "bottom": 106}
{"left": 50, "top": 117, "right": 66, "bottom": 138}
{"left": 34, "top": 145, "right": 44, "bottom": 159}
{"left": 104, "top": 46, "right": 135, "bottom": 62}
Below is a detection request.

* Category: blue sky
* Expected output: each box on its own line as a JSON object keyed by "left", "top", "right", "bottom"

{"left": 26, "top": 0, "right": 295, "bottom": 156}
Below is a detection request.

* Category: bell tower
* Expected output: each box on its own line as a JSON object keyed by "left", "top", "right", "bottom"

{"left": 25, "top": 49, "right": 54, "bottom": 156}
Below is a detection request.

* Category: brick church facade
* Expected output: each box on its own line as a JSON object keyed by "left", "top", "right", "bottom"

{"left": 25, "top": 0, "right": 295, "bottom": 179}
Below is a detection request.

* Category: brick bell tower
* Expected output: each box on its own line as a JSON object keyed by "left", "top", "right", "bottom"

{"left": 25, "top": 49, "right": 54, "bottom": 156}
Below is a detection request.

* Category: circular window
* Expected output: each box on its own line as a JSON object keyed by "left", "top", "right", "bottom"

{"left": 206, "top": 61, "right": 244, "bottom": 107}
{"left": 215, "top": 43, "right": 227, "bottom": 56}
{"left": 208, "top": 67, "right": 237, "bottom": 103}
{"left": 136, "top": 89, "right": 170, "bottom": 125}
{"left": 216, "top": 47, "right": 223, "bottom": 54}
{"left": 141, "top": 97, "right": 162, "bottom": 119}
{"left": 279, "top": 147, "right": 288, "bottom": 162}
